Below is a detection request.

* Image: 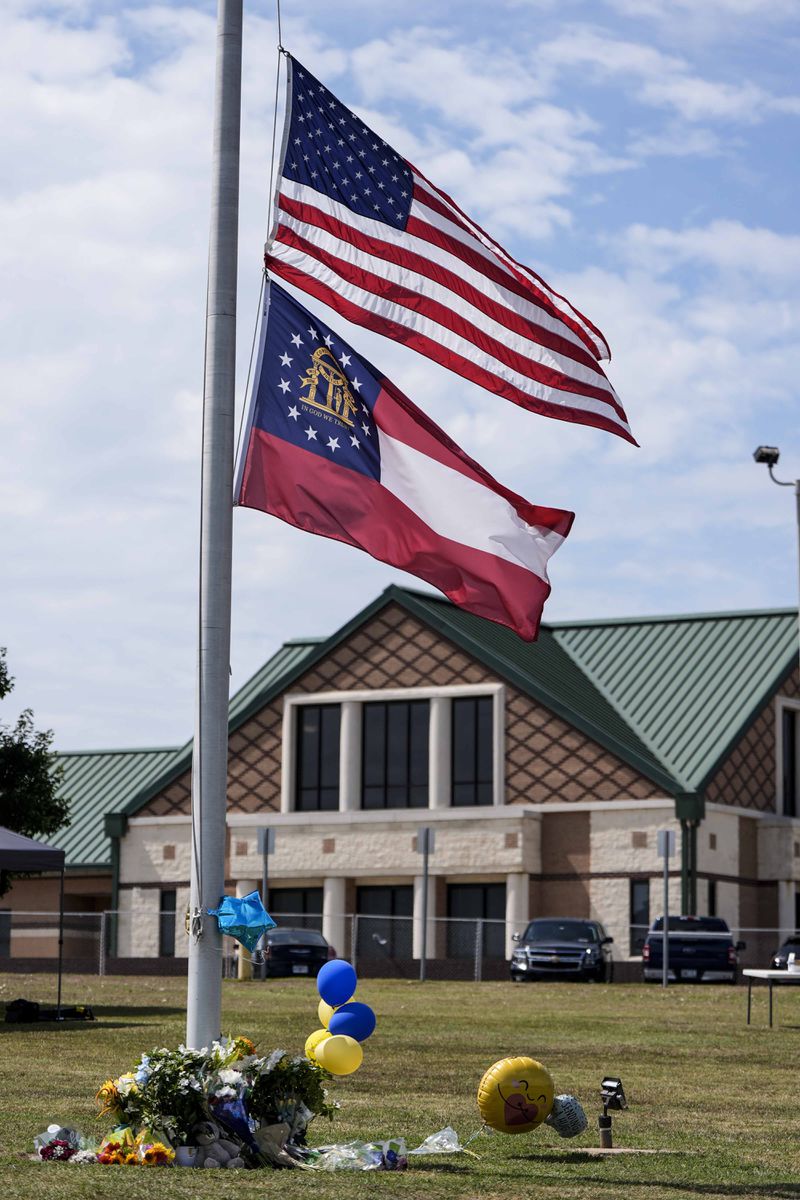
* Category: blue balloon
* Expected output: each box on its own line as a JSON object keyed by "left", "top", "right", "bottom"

{"left": 317, "top": 959, "right": 358, "bottom": 1007}
{"left": 208, "top": 891, "right": 275, "bottom": 952}
{"left": 328, "top": 1001, "right": 376, "bottom": 1043}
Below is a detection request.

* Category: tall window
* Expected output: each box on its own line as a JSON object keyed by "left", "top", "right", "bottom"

{"left": 629, "top": 878, "right": 650, "bottom": 955}
{"left": 447, "top": 882, "right": 505, "bottom": 958}
{"left": 362, "top": 700, "right": 429, "bottom": 809}
{"left": 707, "top": 879, "right": 717, "bottom": 917}
{"left": 782, "top": 707, "right": 798, "bottom": 817}
{"left": 452, "top": 696, "right": 494, "bottom": 806}
{"left": 296, "top": 704, "right": 341, "bottom": 811}
{"left": 159, "top": 889, "right": 177, "bottom": 958}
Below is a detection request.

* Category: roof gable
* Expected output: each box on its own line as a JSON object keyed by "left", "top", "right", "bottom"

{"left": 550, "top": 608, "right": 798, "bottom": 790}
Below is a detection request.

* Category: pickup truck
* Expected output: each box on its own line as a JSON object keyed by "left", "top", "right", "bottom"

{"left": 642, "top": 916, "right": 744, "bottom": 983}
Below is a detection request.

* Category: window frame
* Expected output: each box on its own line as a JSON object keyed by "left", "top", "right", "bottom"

{"left": 361, "top": 697, "right": 430, "bottom": 810}
{"left": 451, "top": 694, "right": 495, "bottom": 807}
{"left": 294, "top": 702, "right": 342, "bottom": 813}
{"left": 282, "top": 684, "right": 504, "bottom": 812}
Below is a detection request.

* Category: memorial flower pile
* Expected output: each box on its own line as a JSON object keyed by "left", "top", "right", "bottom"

{"left": 36, "top": 1035, "right": 337, "bottom": 1170}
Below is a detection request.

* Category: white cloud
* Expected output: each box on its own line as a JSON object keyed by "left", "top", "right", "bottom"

{"left": 349, "top": 29, "right": 632, "bottom": 237}
{"left": 538, "top": 25, "right": 800, "bottom": 124}
{"left": 619, "top": 219, "right": 800, "bottom": 280}
{"left": 606, "top": 0, "right": 798, "bottom": 23}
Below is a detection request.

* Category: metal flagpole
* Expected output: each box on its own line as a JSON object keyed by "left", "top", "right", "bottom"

{"left": 186, "top": 0, "right": 243, "bottom": 1049}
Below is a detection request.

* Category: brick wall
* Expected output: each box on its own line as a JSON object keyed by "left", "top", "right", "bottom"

{"left": 705, "top": 667, "right": 800, "bottom": 812}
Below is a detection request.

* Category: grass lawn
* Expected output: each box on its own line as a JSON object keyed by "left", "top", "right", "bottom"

{"left": 1, "top": 972, "right": 799, "bottom": 1199}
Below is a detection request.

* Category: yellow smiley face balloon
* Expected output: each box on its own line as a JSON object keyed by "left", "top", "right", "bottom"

{"left": 477, "top": 1056, "right": 555, "bottom": 1134}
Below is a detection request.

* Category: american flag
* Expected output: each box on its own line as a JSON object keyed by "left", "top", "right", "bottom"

{"left": 266, "top": 55, "right": 635, "bottom": 445}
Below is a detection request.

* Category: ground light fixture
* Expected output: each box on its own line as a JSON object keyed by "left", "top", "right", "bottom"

{"left": 598, "top": 1076, "right": 627, "bottom": 1148}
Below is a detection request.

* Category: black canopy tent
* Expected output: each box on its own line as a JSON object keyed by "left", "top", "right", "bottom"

{"left": 0, "top": 826, "right": 66, "bottom": 1017}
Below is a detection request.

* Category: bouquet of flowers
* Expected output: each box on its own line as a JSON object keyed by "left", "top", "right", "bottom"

{"left": 246, "top": 1050, "right": 337, "bottom": 1137}
{"left": 83, "top": 1035, "right": 336, "bottom": 1169}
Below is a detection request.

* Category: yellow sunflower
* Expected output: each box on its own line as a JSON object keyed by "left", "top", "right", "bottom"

{"left": 141, "top": 1142, "right": 175, "bottom": 1166}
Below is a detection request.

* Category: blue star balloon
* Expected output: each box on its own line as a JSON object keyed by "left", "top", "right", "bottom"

{"left": 209, "top": 891, "right": 275, "bottom": 951}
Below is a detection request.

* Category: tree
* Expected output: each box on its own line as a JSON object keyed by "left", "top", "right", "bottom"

{"left": 0, "top": 647, "right": 69, "bottom": 896}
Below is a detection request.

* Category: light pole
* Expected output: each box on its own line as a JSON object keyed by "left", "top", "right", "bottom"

{"left": 753, "top": 447, "right": 800, "bottom": 648}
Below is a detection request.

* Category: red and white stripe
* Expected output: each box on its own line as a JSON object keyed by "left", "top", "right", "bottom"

{"left": 237, "top": 369, "right": 574, "bottom": 642}
{"left": 267, "top": 174, "right": 635, "bottom": 444}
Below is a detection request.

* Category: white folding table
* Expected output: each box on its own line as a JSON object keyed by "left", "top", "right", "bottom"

{"left": 743, "top": 968, "right": 800, "bottom": 1027}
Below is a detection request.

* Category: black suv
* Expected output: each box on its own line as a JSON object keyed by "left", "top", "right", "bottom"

{"left": 642, "top": 915, "right": 743, "bottom": 983}
{"left": 510, "top": 918, "right": 614, "bottom": 983}
{"left": 770, "top": 934, "right": 800, "bottom": 969}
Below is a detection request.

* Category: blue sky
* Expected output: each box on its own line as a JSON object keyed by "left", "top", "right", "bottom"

{"left": 1, "top": 0, "right": 798, "bottom": 748}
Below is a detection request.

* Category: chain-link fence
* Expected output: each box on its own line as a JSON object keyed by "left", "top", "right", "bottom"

{"left": 0, "top": 909, "right": 796, "bottom": 980}
{"left": 0, "top": 909, "right": 105, "bottom": 973}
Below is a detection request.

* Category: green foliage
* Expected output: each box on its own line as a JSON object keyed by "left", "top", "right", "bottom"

{"left": 0, "top": 648, "right": 11, "bottom": 700}
{"left": 96, "top": 1039, "right": 336, "bottom": 1151}
{"left": 133, "top": 1047, "right": 210, "bottom": 1144}
{"left": 247, "top": 1050, "right": 337, "bottom": 1128}
{"left": 0, "top": 647, "right": 68, "bottom": 896}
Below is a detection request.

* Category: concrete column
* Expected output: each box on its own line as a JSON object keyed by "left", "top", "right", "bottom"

{"left": 778, "top": 879, "right": 796, "bottom": 941}
{"left": 340, "top": 701, "right": 362, "bottom": 812}
{"left": 235, "top": 879, "right": 258, "bottom": 979}
{"left": 323, "top": 877, "right": 348, "bottom": 959}
{"left": 130, "top": 887, "right": 160, "bottom": 958}
{"left": 413, "top": 872, "right": 438, "bottom": 960}
{"left": 505, "top": 872, "right": 529, "bottom": 959}
{"left": 429, "top": 696, "right": 451, "bottom": 808}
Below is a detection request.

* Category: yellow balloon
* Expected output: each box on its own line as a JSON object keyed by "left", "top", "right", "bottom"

{"left": 318, "top": 998, "right": 337, "bottom": 1028}
{"left": 477, "top": 1056, "right": 554, "bottom": 1134}
{"left": 304, "top": 1028, "right": 331, "bottom": 1063}
{"left": 315, "top": 1034, "right": 363, "bottom": 1076}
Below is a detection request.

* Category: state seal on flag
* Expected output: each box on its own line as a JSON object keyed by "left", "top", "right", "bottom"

{"left": 299, "top": 346, "right": 358, "bottom": 428}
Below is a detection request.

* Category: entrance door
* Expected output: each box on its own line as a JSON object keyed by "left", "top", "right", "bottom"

{"left": 356, "top": 885, "right": 413, "bottom": 961}
{"left": 268, "top": 887, "right": 323, "bottom": 932}
{"left": 447, "top": 882, "right": 506, "bottom": 959}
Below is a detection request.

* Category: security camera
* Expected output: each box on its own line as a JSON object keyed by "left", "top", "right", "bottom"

{"left": 753, "top": 446, "right": 780, "bottom": 467}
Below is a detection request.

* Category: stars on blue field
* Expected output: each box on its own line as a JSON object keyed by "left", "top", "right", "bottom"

{"left": 254, "top": 285, "right": 382, "bottom": 482}
{"left": 282, "top": 58, "right": 413, "bottom": 231}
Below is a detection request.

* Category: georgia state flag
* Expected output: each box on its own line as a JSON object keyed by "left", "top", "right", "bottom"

{"left": 235, "top": 282, "right": 573, "bottom": 641}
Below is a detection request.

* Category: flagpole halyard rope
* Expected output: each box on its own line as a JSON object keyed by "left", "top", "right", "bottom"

{"left": 233, "top": 271, "right": 266, "bottom": 477}
{"left": 267, "top": 3, "right": 285, "bottom": 241}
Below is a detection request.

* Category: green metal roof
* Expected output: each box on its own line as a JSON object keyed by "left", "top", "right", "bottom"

{"left": 550, "top": 607, "right": 799, "bottom": 791}
{"left": 115, "top": 588, "right": 799, "bottom": 820}
{"left": 48, "top": 747, "right": 180, "bottom": 868}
